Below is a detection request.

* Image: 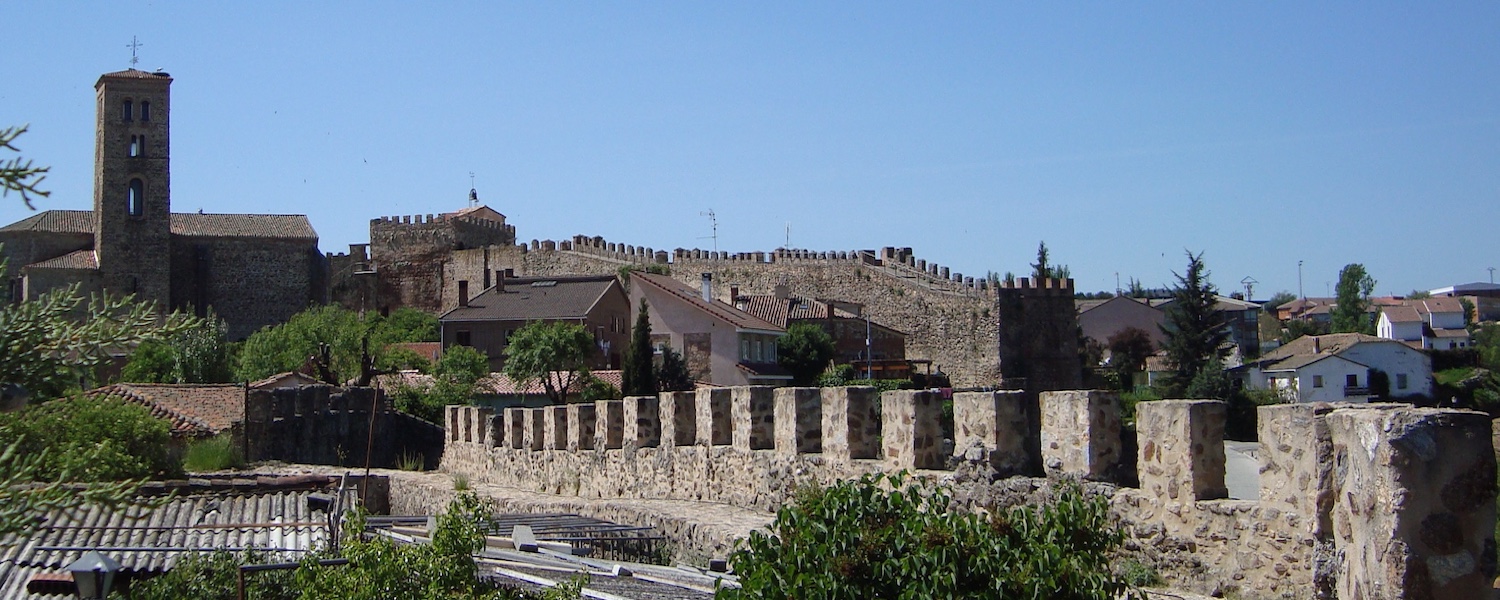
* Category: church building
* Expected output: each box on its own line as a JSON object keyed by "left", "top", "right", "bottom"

{"left": 0, "top": 68, "right": 324, "bottom": 339}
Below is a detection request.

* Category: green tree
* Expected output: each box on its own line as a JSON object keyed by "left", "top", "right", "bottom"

{"left": 370, "top": 307, "right": 441, "bottom": 345}
{"left": 1263, "top": 291, "right": 1296, "bottom": 314}
{"left": 1107, "top": 327, "right": 1156, "bottom": 391}
{"left": 1331, "top": 263, "right": 1377, "bottom": 334}
{"left": 503, "top": 321, "right": 595, "bottom": 404}
{"left": 657, "top": 345, "right": 694, "bottom": 392}
{"left": 1031, "top": 241, "right": 1071, "bottom": 281}
{"left": 621, "top": 299, "right": 657, "bottom": 396}
{"left": 436, "top": 345, "right": 490, "bottom": 384}
{"left": 722, "top": 473, "right": 1135, "bottom": 599}
{"left": 121, "top": 314, "right": 233, "bottom": 384}
{"left": 1408, "top": 290, "right": 1432, "bottom": 299}
{"left": 236, "top": 305, "right": 370, "bottom": 385}
{"left": 1160, "top": 251, "right": 1229, "bottom": 396}
{"left": 777, "top": 323, "right": 836, "bottom": 386}
{"left": 1, "top": 125, "right": 49, "bottom": 209}
{"left": 1461, "top": 297, "right": 1476, "bottom": 329}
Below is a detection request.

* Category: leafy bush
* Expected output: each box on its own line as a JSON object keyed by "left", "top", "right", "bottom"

{"left": 0, "top": 394, "right": 180, "bottom": 482}
{"left": 129, "top": 549, "right": 298, "bottom": 600}
{"left": 721, "top": 472, "right": 1137, "bottom": 599}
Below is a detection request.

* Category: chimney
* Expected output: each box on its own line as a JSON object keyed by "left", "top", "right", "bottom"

{"left": 729, "top": 285, "right": 739, "bottom": 302}
{"left": 458, "top": 281, "right": 469, "bottom": 307}
{"left": 496, "top": 271, "right": 506, "bottom": 293}
{"left": 701, "top": 273, "right": 713, "bottom": 302}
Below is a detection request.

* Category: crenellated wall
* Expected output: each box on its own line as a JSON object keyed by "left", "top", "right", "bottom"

{"left": 441, "top": 389, "right": 1496, "bottom": 599}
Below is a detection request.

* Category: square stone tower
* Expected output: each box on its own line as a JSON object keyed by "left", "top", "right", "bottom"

{"left": 93, "top": 69, "right": 173, "bottom": 309}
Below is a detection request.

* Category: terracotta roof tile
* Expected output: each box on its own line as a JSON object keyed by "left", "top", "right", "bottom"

{"left": 633, "top": 273, "right": 784, "bottom": 333}
{"left": 98, "top": 68, "right": 173, "bottom": 81}
{"left": 0, "top": 209, "right": 93, "bottom": 234}
{"left": 88, "top": 383, "right": 245, "bottom": 436}
{"left": 24, "top": 249, "right": 96, "bottom": 270}
{"left": 1381, "top": 306, "right": 1423, "bottom": 323}
{"left": 170, "top": 213, "right": 317, "bottom": 239}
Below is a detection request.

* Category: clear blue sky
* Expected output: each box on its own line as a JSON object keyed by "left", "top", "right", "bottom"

{"left": 5, "top": 3, "right": 1498, "bottom": 300}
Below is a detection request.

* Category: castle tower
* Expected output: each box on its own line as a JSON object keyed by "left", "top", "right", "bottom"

{"left": 93, "top": 69, "right": 173, "bottom": 308}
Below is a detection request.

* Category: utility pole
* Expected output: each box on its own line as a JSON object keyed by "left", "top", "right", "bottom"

{"left": 1490, "top": 267, "right": 1495, "bottom": 284}
{"left": 1241, "top": 276, "right": 1258, "bottom": 301}
{"left": 1298, "top": 260, "right": 1304, "bottom": 299}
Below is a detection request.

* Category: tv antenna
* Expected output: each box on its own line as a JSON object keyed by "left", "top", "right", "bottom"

{"left": 785, "top": 222, "right": 791, "bottom": 248}
{"left": 699, "top": 209, "right": 718, "bottom": 252}
{"left": 467, "top": 172, "right": 479, "bottom": 207}
{"left": 1240, "top": 276, "right": 1258, "bottom": 300}
{"left": 127, "top": 36, "right": 143, "bottom": 68}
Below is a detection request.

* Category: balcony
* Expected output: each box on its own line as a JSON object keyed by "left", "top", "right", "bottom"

{"left": 1344, "top": 386, "right": 1371, "bottom": 397}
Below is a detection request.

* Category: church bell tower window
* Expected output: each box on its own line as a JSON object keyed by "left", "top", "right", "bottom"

{"left": 122, "top": 100, "right": 133, "bottom": 122}
{"left": 128, "top": 179, "right": 144, "bottom": 216}
{"left": 141, "top": 101, "right": 150, "bottom": 122}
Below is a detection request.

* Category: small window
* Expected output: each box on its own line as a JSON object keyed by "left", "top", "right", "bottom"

{"left": 1312, "top": 375, "right": 1324, "bottom": 388}
{"left": 1397, "top": 374, "right": 1408, "bottom": 390}
{"left": 140, "top": 101, "right": 150, "bottom": 122}
{"left": 1345, "top": 374, "right": 1358, "bottom": 387}
{"left": 127, "top": 179, "right": 144, "bottom": 216}
{"left": 128, "top": 135, "right": 142, "bottom": 158}
{"left": 122, "top": 100, "right": 133, "bottom": 122}
{"left": 456, "top": 331, "right": 472, "bottom": 347}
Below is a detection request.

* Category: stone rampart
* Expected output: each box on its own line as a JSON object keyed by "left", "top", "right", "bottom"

{"left": 441, "top": 390, "right": 1497, "bottom": 599}
{"left": 245, "top": 385, "right": 445, "bottom": 470}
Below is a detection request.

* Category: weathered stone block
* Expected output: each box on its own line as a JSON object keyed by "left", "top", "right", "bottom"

{"left": 524, "top": 408, "right": 545, "bottom": 451}
{"left": 732, "top": 386, "right": 775, "bottom": 451}
{"left": 882, "top": 390, "right": 943, "bottom": 470}
{"left": 774, "top": 387, "right": 821, "bottom": 454}
{"left": 822, "top": 386, "right": 880, "bottom": 461}
{"left": 956, "top": 390, "right": 1032, "bottom": 476}
{"left": 445, "top": 405, "right": 461, "bottom": 442}
{"left": 696, "top": 388, "right": 732, "bottom": 446}
{"left": 1039, "top": 390, "right": 1120, "bottom": 480}
{"left": 1136, "top": 400, "right": 1227, "bottom": 502}
{"left": 1257, "top": 403, "right": 1335, "bottom": 535}
{"left": 595, "top": 399, "right": 624, "bottom": 450}
{"left": 472, "top": 407, "right": 494, "bottom": 446}
{"left": 566, "top": 404, "right": 596, "bottom": 452}
{"left": 660, "top": 391, "right": 696, "bottom": 447}
{"left": 624, "top": 395, "right": 660, "bottom": 448}
{"left": 486, "top": 412, "right": 503, "bottom": 448}
{"left": 1326, "top": 406, "right": 1496, "bottom": 600}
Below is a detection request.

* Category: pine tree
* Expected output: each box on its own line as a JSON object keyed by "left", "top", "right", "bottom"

{"left": 1161, "top": 251, "right": 1230, "bottom": 396}
{"left": 622, "top": 298, "right": 656, "bottom": 396}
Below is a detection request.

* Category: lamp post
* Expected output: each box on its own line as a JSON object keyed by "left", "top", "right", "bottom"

{"left": 67, "top": 551, "right": 120, "bottom": 599}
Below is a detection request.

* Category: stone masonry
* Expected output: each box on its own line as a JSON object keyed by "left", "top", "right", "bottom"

{"left": 444, "top": 390, "right": 1497, "bottom": 599}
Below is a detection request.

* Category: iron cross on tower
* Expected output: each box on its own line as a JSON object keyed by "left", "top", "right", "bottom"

{"left": 126, "top": 36, "right": 143, "bottom": 67}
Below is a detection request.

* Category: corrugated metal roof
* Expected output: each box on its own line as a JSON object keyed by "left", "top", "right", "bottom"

{"left": 0, "top": 477, "right": 349, "bottom": 599}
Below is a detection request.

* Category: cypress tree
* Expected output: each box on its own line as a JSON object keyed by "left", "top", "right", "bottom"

{"left": 622, "top": 298, "right": 656, "bottom": 396}
{"left": 1161, "top": 251, "right": 1230, "bottom": 396}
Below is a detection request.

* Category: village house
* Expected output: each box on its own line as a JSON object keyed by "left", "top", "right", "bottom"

{"left": 629, "top": 272, "right": 791, "bottom": 387}
{"left": 1376, "top": 296, "right": 1472, "bottom": 350}
{"left": 1237, "top": 333, "right": 1432, "bottom": 402}
{"left": 438, "top": 275, "right": 631, "bottom": 372}
{"left": 731, "top": 284, "right": 907, "bottom": 372}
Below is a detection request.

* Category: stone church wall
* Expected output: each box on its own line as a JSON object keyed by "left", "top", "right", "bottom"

{"left": 171, "top": 237, "right": 324, "bottom": 339}
{"left": 442, "top": 391, "right": 1496, "bottom": 599}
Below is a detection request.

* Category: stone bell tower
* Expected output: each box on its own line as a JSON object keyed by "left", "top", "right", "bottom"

{"left": 93, "top": 68, "right": 173, "bottom": 308}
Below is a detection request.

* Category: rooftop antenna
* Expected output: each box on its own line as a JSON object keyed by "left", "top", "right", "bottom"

{"left": 467, "top": 172, "right": 478, "bottom": 207}
{"left": 1240, "top": 276, "right": 1258, "bottom": 300}
{"left": 126, "top": 36, "right": 142, "bottom": 68}
{"left": 1489, "top": 266, "right": 1495, "bottom": 284}
{"left": 699, "top": 209, "right": 718, "bottom": 253}
{"left": 785, "top": 222, "right": 791, "bottom": 248}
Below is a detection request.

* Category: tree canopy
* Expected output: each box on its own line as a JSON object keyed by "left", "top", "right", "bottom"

{"left": 235, "top": 305, "right": 439, "bottom": 386}
{"left": 622, "top": 299, "right": 656, "bottom": 396}
{"left": 778, "top": 323, "right": 835, "bottom": 387}
{"left": 502, "top": 321, "right": 595, "bottom": 403}
{"left": 1331, "top": 263, "right": 1376, "bottom": 334}
{"left": 1, "top": 125, "right": 49, "bottom": 209}
{"left": 121, "top": 314, "right": 233, "bottom": 384}
{"left": 1160, "top": 251, "right": 1229, "bottom": 396}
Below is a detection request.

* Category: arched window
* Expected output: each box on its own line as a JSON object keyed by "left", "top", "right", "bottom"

{"left": 128, "top": 136, "right": 140, "bottom": 157}
{"left": 128, "top": 179, "right": 144, "bottom": 216}
{"left": 140, "top": 101, "right": 150, "bottom": 122}
{"left": 122, "top": 100, "right": 133, "bottom": 122}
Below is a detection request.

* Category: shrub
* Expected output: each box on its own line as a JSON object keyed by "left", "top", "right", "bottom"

{"left": 0, "top": 394, "right": 181, "bottom": 482}
{"left": 721, "top": 472, "right": 1137, "bottom": 599}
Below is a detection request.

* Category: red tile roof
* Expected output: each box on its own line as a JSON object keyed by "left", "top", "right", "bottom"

{"left": 0, "top": 210, "right": 316, "bottom": 239}
{"left": 88, "top": 383, "right": 245, "bottom": 437}
{"left": 633, "top": 273, "right": 784, "bottom": 333}
{"left": 0, "top": 210, "right": 94, "bottom": 234}
{"left": 24, "top": 249, "right": 96, "bottom": 270}
{"left": 1381, "top": 306, "right": 1423, "bottom": 323}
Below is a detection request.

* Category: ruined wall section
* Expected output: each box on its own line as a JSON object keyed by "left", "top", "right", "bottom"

{"left": 365, "top": 214, "right": 514, "bottom": 313}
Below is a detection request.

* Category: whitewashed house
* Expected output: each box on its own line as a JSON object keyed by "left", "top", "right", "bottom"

{"left": 1240, "top": 333, "right": 1432, "bottom": 402}
{"left": 1375, "top": 298, "right": 1470, "bottom": 350}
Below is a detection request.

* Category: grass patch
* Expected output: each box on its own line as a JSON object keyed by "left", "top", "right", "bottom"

{"left": 183, "top": 434, "right": 243, "bottom": 472}
{"left": 397, "top": 451, "right": 426, "bottom": 471}
{"left": 453, "top": 473, "right": 469, "bottom": 491}
{"left": 1435, "top": 367, "right": 1476, "bottom": 386}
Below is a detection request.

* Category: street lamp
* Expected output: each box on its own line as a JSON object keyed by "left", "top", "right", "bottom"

{"left": 67, "top": 551, "right": 120, "bottom": 600}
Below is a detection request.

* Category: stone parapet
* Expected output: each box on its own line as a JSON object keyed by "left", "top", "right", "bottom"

{"left": 696, "top": 388, "right": 732, "bottom": 447}
{"left": 1039, "top": 390, "right": 1121, "bottom": 481}
{"left": 660, "top": 391, "right": 696, "bottom": 447}
{"left": 595, "top": 399, "right": 624, "bottom": 450}
{"left": 732, "top": 387, "right": 775, "bottom": 452}
{"left": 821, "top": 386, "right": 880, "bottom": 462}
{"left": 774, "top": 388, "right": 821, "bottom": 455}
{"left": 953, "top": 390, "right": 1032, "bottom": 476}
{"left": 623, "top": 395, "right": 660, "bottom": 448}
{"left": 1136, "top": 400, "right": 1228, "bottom": 503}
{"left": 566, "top": 404, "right": 596, "bottom": 452}
{"left": 881, "top": 390, "right": 943, "bottom": 470}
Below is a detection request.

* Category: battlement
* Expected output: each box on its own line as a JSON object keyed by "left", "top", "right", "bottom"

{"left": 442, "top": 390, "right": 1496, "bottom": 598}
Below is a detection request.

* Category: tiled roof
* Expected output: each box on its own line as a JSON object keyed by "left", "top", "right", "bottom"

{"left": 445, "top": 205, "right": 507, "bottom": 221}
{"left": 248, "top": 371, "right": 324, "bottom": 390}
{"left": 0, "top": 210, "right": 317, "bottom": 240}
{"left": 1255, "top": 333, "right": 1392, "bottom": 365}
{"left": 0, "top": 477, "right": 346, "bottom": 599}
{"left": 633, "top": 273, "right": 785, "bottom": 333}
{"left": 735, "top": 294, "right": 861, "bottom": 328}
{"left": 1264, "top": 353, "right": 1365, "bottom": 372}
{"left": 1431, "top": 328, "right": 1470, "bottom": 339}
{"left": 24, "top": 249, "right": 96, "bottom": 270}
{"left": 390, "top": 342, "right": 444, "bottom": 362}
{"left": 1417, "top": 297, "right": 1465, "bottom": 315}
{"left": 1381, "top": 306, "right": 1423, "bottom": 323}
{"left": 0, "top": 210, "right": 93, "bottom": 234}
{"left": 88, "top": 383, "right": 246, "bottom": 437}
{"left": 98, "top": 68, "right": 172, "bottom": 81}
{"left": 170, "top": 213, "right": 317, "bottom": 239}
{"left": 441, "top": 276, "right": 621, "bottom": 322}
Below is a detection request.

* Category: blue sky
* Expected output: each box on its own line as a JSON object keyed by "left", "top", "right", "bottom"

{"left": 4, "top": 3, "right": 1498, "bottom": 299}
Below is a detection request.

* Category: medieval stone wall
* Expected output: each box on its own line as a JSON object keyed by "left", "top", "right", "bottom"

{"left": 244, "top": 385, "right": 445, "bottom": 470}
{"left": 171, "top": 237, "right": 324, "bottom": 339}
{"left": 441, "top": 390, "right": 1497, "bottom": 599}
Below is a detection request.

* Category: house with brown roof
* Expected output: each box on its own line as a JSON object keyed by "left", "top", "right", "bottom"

{"left": 87, "top": 383, "right": 246, "bottom": 440}
{"left": 1239, "top": 333, "right": 1432, "bottom": 402}
{"left": 438, "top": 275, "right": 631, "bottom": 372}
{"left": 730, "top": 285, "right": 906, "bottom": 366}
{"left": 0, "top": 69, "right": 324, "bottom": 340}
{"left": 630, "top": 272, "right": 791, "bottom": 386}
{"left": 1077, "top": 296, "right": 1167, "bottom": 350}
{"left": 1376, "top": 297, "right": 1472, "bottom": 350}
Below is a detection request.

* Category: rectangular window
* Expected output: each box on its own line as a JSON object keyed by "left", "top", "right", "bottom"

{"left": 1397, "top": 374, "right": 1408, "bottom": 390}
{"left": 456, "top": 331, "right": 472, "bottom": 347}
{"left": 1313, "top": 375, "right": 1323, "bottom": 388}
{"left": 1346, "top": 374, "right": 1358, "bottom": 387}
{"left": 741, "top": 338, "right": 750, "bottom": 361}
